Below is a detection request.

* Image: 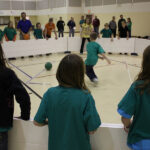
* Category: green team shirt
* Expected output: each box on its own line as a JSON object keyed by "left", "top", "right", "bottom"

{"left": 100, "top": 29, "right": 112, "bottom": 38}
{"left": 4, "top": 27, "right": 17, "bottom": 41}
{"left": 127, "top": 22, "right": 132, "bottom": 31}
{"left": 85, "top": 41, "right": 105, "bottom": 66}
{"left": 118, "top": 81, "right": 150, "bottom": 145}
{"left": 0, "top": 29, "right": 4, "bottom": 41}
{"left": 34, "top": 86, "right": 101, "bottom": 150}
{"left": 34, "top": 29, "right": 43, "bottom": 39}
{"left": 0, "top": 127, "right": 11, "bottom": 132}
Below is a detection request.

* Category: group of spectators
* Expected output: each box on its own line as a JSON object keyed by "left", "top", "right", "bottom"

{"left": 0, "top": 12, "right": 132, "bottom": 44}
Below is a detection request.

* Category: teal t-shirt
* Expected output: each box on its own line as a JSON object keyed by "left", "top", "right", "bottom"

{"left": 118, "top": 81, "right": 150, "bottom": 145}
{"left": 4, "top": 27, "right": 17, "bottom": 41}
{"left": 34, "top": 29, "right": 43, "bottom": 39}
{"left": 80, "top": 20, "right": 85, "bottom": 25}
{"left": 85, "top": 41, "right": 105, "bottom": 66}
{"left": 0, "top": 29, "right": 4, "bottom": 41}
{"left": 127, "top": 22, "right": 132, "bottom": 31}
{"left": 34, "top": 86, "right": 101, "bottom": 150}
{"left": 0, "top": 127, "right": 11, "bottom": 132}
{"left": 100, "top": 29, "right": 112, "bottom": 38}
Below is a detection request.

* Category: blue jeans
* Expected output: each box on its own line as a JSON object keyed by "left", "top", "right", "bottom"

{"left": 0, "top": 132, "right": 8, "bottom": 150}
{"left": 58, "top": 30, "right": 64, "bottom": 37}
{"left": 94, "top": 27, "right": 99, "bottom": 34}
{"left": 86, "top": 65, "right": 97, "bottom": 81}
{"left": 69, "top": 28, "right": 74, "bottom": 37}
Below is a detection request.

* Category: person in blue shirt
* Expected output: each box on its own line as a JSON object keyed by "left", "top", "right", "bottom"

{"left": 17, "top": 12, "right": 32, "bottom": 40}
{"left": 118, "top": 45, "right": 150, "bottom": 150}
{"left": 85, "top": 32, "right": 111, "bottom": 84}
{"left": 67, "top": 17, "right": 76, "bottom": 37}
{"left": 34, "top": 54, "right": 101, "bottom": 150}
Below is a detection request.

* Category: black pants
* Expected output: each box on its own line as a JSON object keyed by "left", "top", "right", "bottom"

{"left": 0, "top": 132, "right": 8, "bottom": 150}
{"left": 111, "top": 29, "right": 116, "bottom": 37}
{"left": 129, "top": 30, "right": 131, "bottom": 37}
{"left": 86, "top": 65, "right": 97, "bottom": 81}
{"left": 46, "top": 35, "right": 51, "bottom": 39}
{"left": 58, "top": 30, "right": 64, "bottom": 37}
{"left": 80, "top": 38, "right": 90, "bottom": 53}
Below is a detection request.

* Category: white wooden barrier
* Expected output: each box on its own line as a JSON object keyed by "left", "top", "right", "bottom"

{"left": 8, "top": 119, "right": 130, "bottom": 150}
{"left": 2, "top": 37, "right": 150, "bottom": 58}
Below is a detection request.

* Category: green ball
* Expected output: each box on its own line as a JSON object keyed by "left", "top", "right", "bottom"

{"left": 45, "top": 62, "right": 52, "bottom": 71}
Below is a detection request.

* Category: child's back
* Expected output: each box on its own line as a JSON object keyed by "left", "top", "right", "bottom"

{"left": 85, "top": 41, "right": 104, "bottom": 66}
{"left": 34, "top": 54, "right": 101, "bottom": 150}
{"left": 35, "top": 86, "right": 100, "bottom": 150}
{"left": 118, "top": 46, "right": 150, "bottom": 150}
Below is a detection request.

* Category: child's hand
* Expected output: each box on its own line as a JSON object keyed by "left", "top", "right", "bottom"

{"left": 124, "top": 126, "right": 129, "bottom": 133}
{"left": 98, "top": 56, "right": 104, "bottom": 60}
{"left": 107, "top": 59, "right": 111, "bottom": 64}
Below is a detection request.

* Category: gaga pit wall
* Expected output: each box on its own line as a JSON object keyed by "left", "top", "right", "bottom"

{"left": 4, "top": 38, "right": 150, "bottom": 149}
{"left": 9, "top": 119, "right": 130, "bottom": 150}
{"left": 2, "top": 37, "right": 150, "bottom": 58}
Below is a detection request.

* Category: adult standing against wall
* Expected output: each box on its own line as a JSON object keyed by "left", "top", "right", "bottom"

{"left": 118, "top": 15, "right": 126, "bottom": 32}
{"left": 127, "top": 18, "right": 132, "bottom": 37}
{"left": 57, "top": 17, "right": 65, "bottom": 38}
{"left": 67, "top": 17, "right": 76, "bottom": 37}
{"left": 17, "top": 12, "right": 32, "bottom": 40}
{"left": 80, "top": 18, "right": 93, "bottom": 54}
{"left": 118, "top": 21, "right": 129, "bottom": 40}
{"left": 92, "top": 16, "right": 100, "bottom": 34}
{"left": 79, "top": 16, "right": 85, "bottom": 27}
{"left": 109, "top": 16, "right": 117, "bottom": 37}
{"left": 44, "top": 18, "right": 57, "bottom": 39}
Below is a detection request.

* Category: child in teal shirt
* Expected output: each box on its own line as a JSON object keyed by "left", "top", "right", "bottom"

{"left": 85, "top": 32, "right": 111, "bottom": 83}
{"left": 118, "top": 45, "right": 150, "bottom": 150}
{"left": 100, "top": 23, "right": 113, "bottom": 41}
{"left": 34, "top": 54, "right": 101, "bottom": 150}
{"left": 34, "top": 22, "right": 43, "bottom": 39}
{"left": 4, "top": 21, "right": 17, "bottom": 41}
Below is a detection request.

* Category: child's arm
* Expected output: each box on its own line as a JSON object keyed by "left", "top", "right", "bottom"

{"left": 121, "top": 117, "right": 132, "bottom": 128}
{"left": 13, "top": 35, "right": 16, "bottom": 41}
{"left": 111, "top": 34, "right": 114, "bottom": 42}
{"left": 5, "top": 34, "right": 9, "bottom": 41}
{"left": 127, "top": 31, "right": 129, "bottom": 40}
{"left": 100, "top": 53, "right": 111, "bottom": 64}
{"left": 88, "top": 129, "right": 98, "bottom": 135}
{"left": 33, "top": 120, "right": 48, "bottom": 127}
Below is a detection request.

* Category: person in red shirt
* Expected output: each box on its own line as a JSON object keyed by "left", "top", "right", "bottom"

{"left": 44, "top": 18, "right": 57, "bottom": 39}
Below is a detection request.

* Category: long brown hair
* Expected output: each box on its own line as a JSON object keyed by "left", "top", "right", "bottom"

{"left": 136, "top": 45, "right": 150, "bottom": 94}
{"left": 56, "top": 54, "right": 90, "bottom": 92}
{"left": 0, "top": 44, "right": 6, "bottom": 68}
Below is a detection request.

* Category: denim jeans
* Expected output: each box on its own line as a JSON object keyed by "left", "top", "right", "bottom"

{"left": 58, "top": 30, "right": 64, "bottom": 37}
{"left": 86, "top": 65, "right": 97, "bottom": 81}
{"left": 69, "top": 28, "right": 75, "bottom": 37}
{"left": 0, "top": 132, "right": 8, "bottom": 150}
{"left": 94, "top": 26, "right": 99, "bottom": 34}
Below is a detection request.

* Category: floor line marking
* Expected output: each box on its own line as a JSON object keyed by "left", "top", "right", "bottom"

{"left": 125, "top": 62, "right": 132, "bottom": 84}
{"left": 8, "top": 62, "right": 32, "bottom": 79}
